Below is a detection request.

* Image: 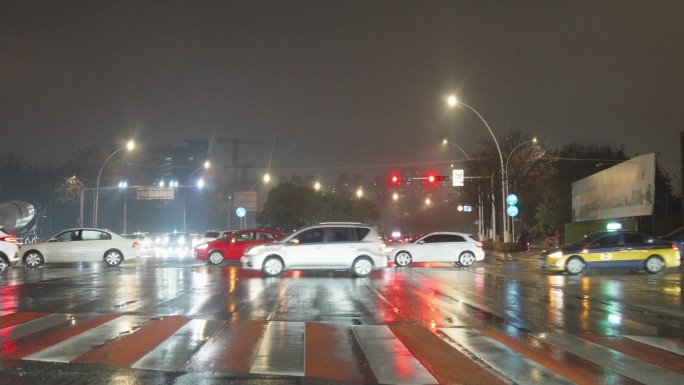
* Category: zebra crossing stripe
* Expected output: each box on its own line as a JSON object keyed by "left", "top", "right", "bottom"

{"left": 479, "top": 329, "right": 638, "bottom": 385}
{"left": 541, "top": 331, "right": 684, "bottom": 385}
{"left": 0, "top": 313, "right": 73, "bottom": 342}
{"left": 132, "top": 319, "right": 225, "bottom": 371}
{"left": 624, "top": 335, "right": 684, "bottom": 356}
{"left": 353, "top": 325, "right": 438, "bottom": 385}
{"left": 0, "top": 312, "right": 50, "bottom": 329}
{"left": 440, "top": 328, "right": 575, "bottom": 385}
{"left": 390, "top": 324, "right": 508, "bottom": 385}
{"left": 250, "top": 321, "right": 305, "bottom": 376}
{"left": 305, "top": 322, "right": 373, "bottom": 384}
{"left": 183, "top": 319, "right": 269, "bottom": 373}
{"left": 24, "top": 315, "right": 151, "bottom": 363}
{"left": 576, "top": 333, "right": 684, "bottom": 375}
{"left": 0, "top": 314, "right": 120, "bottom": 360}
{"left": 71, "top": 316, "right": 190, "bottom": 366}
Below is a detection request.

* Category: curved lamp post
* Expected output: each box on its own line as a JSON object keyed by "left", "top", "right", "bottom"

{"left": 442, "top": 139, "right": 471, "bottom": 160}
{"left": 94, "top": 140, "right": 134, "bottom": 228}
{"left": 447, "top": 95, "right": 508, "bottom": 242}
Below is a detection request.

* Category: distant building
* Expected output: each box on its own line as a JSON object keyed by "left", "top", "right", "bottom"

{"left": 136, "top": 139, "right": 209, "bottom": 184}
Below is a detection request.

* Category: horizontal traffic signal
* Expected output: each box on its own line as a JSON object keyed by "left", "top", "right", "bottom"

{"left": 390, "top": 175, "right": 410, "bottom": 184}
{"left": 427, "top": 175, "right": 450, "bottom": 183}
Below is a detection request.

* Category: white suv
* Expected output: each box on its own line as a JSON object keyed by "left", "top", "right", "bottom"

{"left": 0, "top": 228, "right": 20, "bottom": 274}
{"left": 241, "top": 223, "right": 386, "bottom": 277}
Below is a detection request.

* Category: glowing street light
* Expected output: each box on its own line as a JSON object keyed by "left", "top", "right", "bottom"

{"left": 447, "top": 94, "right": 508, "bottom": 242}
{"left": 263, "top": 173, "right": 271, "bottom": 183}
{"left": 356, "top": 188, "right": 363, "bottom": 198}
{"left": 314, "top": 181, "right": 321, "bottom": 191}
{"left": 392, "top": 192, "right": 399, "bottom": 201}
{"left": 94, "top": 139, "right": 135, "bottom": 227}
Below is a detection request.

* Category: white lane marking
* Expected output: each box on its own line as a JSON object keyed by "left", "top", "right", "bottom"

{"left": 624, "top": 335, "right": 684, "bottom": 356}
{"left": 439, "top": 328, "right": 575, "bottom": 385}
{"left": 133, "top": 319, "right": 224, "bottom": 371}
{"left": 250, "top": 321, "right": 304, "bottom": 376}
{"left": 0, "top": 313, "right": 75, "bottom": 342}
{"left": 542, "top": 331, "right": 684, "bottom": 385}
{"left": 354, "top": 325, "right": 437, "bottom": 385}
{"left": 25, "top": 315, "right": 150, "bottom": 363}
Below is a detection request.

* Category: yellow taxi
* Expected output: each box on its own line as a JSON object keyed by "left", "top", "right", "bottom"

{"left": 542, "top": 230, "right": 680, "bottom": 275}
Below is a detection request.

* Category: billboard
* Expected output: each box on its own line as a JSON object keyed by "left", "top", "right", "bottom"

{"left": 572, "top": 153, "right": 655, "bottom": 222}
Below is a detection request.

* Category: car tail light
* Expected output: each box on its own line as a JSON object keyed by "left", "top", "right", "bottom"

{"left": 673, "top": 243, "right": 679, "bottom": 249}
{"left": 133, "top": 240, "right": 140, "bottom": 248}
{"left": 0, "top": 235, "right": 17, "bottom": 243}
{"left": 475, "top": 242, "right": 483, "bottom": 248}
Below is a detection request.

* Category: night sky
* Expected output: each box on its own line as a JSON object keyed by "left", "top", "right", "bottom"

{"left": 2, "top": 1, "right": 682, "bottom": 184}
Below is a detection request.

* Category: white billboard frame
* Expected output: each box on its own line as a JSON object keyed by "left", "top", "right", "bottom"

{"left": 571, "top": 153, "right": 655, "bottom": 222}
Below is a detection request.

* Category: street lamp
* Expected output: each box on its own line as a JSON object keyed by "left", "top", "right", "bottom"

{"left": 94, "top": 139, "right": 135, "bottom": 228}
{"left": 189, "top": 160, "right": 211, "bottom": 179}
{"left": 447, "top": 95, "right": 508, "bottom": 242}
{"left": 442, "top": 139, "right": 471, "bottom": 160}
{"left": 504, "top": 137, "right": 538, "bottom": 242}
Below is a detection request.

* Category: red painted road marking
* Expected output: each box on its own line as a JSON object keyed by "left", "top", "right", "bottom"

{"left": 392, "top": 324, "right": 508, "bottom": 385}
{"left": 0, "top": 314, "right": 120, "bottom": 360}
{"left": 72, "top": 316, "right": 190, "bottom": 366}
{"left": 183, "top": 319, "right": 268, "bottom": 373}
{"left": 481, "top": 329, "right": 642, "bottom": 385}
{"left": 305, "top": 322, "right": 374, "bottom": 383}
{"left": 0, "top": 312, "right": 50, "bottom": 329}
{"left": 577, "top": 333, "right": 684, "bottom": 375}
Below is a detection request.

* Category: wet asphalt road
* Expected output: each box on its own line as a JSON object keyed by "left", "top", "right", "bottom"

{"left": 1, "top": 249, "right": 683, "bottom": 384}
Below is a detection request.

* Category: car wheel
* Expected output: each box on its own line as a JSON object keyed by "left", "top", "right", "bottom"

{"left": 24, "top": 251, "right": 44, "bottom": 268}
{"left": 104, "top": 249, "right": 123, "bottom": 267}
{"left": 565, "top": 256, "right": 585, "bottom": 275}
{"left": 0, "top": 257, "right": 8, "bottom": 274}
{"left": 208, "top": 251, "right": 224, "bottom": 265}
{"left": 645, "top": 255, "right": 665, "bottom": 274}
{"left": 394, "top": 251, "right": 412, "bottom": 267}
{"left": 262, "top": 256, "right": 284, "bottom": 277}
{"left": 352, "top": 257, "right": 373, "bottom": 277}
{"left": 458, "top": 251, "right": 476, "bottom": 267}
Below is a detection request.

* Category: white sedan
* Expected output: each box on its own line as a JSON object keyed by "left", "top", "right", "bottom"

{"left": 20, "top": 228, "right": 140, "bottom": 267}
{"left": 386, "top": 232, "right": 485, "bottom": 267}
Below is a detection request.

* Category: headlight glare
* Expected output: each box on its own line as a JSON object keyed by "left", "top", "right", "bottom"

{"left": 548, "top": 251, "right": 563, "bottom": 259}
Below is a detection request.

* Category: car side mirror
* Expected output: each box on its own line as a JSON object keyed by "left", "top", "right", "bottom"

{"left": 48, "top": 238, "right": 58, "bottom": 242}
{"left": 417, "top": 240, "right": 425, "bottom": 245}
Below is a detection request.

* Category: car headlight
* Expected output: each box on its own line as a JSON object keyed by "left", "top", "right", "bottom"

{"left": 196, "top": 243, "right": 208, "bottom": 250}
{"left": 548, "top": 251, "right": 564, "bottom": 259}
{"left": 246, "top": 245, "right": 265, "bottom": 255}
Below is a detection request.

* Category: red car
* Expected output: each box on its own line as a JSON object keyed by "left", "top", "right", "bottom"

{"left": 194, "top": 229, "right": 284, "bottom": 265}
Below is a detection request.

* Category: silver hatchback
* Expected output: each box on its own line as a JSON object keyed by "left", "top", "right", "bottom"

{"left": 241, "top": 223, "right": 387, "bottom": 277}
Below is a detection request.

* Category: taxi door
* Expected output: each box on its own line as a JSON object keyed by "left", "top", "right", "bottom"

{"left": 587, "top": 233, "right": 621, "bottom": 266}
{"left": 616, "top": 232, "right": 651, "bottom": 265}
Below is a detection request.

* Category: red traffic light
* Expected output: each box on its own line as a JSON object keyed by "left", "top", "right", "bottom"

{"left": 390, "top": 175, "right": 410, "bottom": 183}
{"left": 428, "top": 175, "right": 436, "bottom": 183}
